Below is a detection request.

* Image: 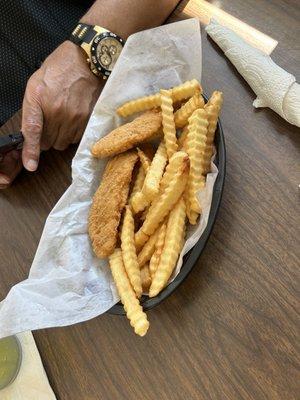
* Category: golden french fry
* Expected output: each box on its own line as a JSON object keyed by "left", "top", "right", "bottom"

{"left": 109, "top": 249, "right": 149, "bottom": 336}
{"left": 137, "top": 227, "right": 160, "bottom": 268}
{"left": 131, "top": 191, "right": 150, "bottom": 214}
{"left": 141, "top": 263, "right": 152, "bottom": 292}
{"left": 174, "top": 91, "right": 204, "bottom": 128}
{"left": 121, "top": 206, "right": 142, "bottom": 298}
{"left": 199, "top": 144, "right": 214, "bottom": 171}
{"left": 178, "top": 126, "right": 189, "bottom": 150}
{"left": 149, "top": 197, "right": 186, "bottom": 297}
{"left": 202, "top": 91, "right": 223, "bottom": 174}
{"left": 142, "top": 142, "right": 168, "bottom": 201}
{"left": 185, "top": 194, "right": 201, "bottom": 225}
{"left": 117, "top": 94, "right": 161, "bottom": 117}
{"left": 135, "top": 151, "right": 189, "bottom": 239}
{"left": 129, "top": 165, "right": 145, "bottom": 204}
{"left": 129, "top": 162, "right": 149, "bottom": 215}
{"left": 205, "top": 90, "right": 223, "bottom": 108}
{"left": 117, "top": 80, "right": 201, "bottom": 118}
{"left": 185, "top": 109, "right": 208, "bottom": 217}
{"left": 130, "top": 146, "right": 157, "bottom": 214}
{"left": 140, "top": 206, "right": 149, "bottom": 221}
{"left": 135, "top": 229, "right": 149, "bottom": 250}
{"left": 149, "top": 222, "right": 167, "bottom": 279}
{"left": 160, "top": 89, "right": 178, "bottom": 159}
{"left": 137, "top": 147, "right": 151, "bottom": 173}
{"left": 159, "top": 150, "right": 188, "bottom": 193}
{"left": 171, "top": 79, "right": 202, "bottom": 102}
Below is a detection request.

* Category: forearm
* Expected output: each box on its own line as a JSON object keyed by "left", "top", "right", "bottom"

{"left": 80, "top": 0, "right": 180, "bottom": 39}
{"left": 19, "top": 0, "right": 181, "bottom": 174}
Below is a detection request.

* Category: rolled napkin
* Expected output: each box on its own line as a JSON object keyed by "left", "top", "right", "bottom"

{"left": 206, "top": 19, "right": 300, "bottom": 127}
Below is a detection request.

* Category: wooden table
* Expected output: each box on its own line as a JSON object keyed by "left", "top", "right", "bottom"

{"left": 1, "top": 1, "right": 299, "bottom": 399}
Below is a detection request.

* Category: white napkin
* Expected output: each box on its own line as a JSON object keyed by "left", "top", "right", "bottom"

{"left": 1, "top": 332, "right": 56, "bottom": 400}
{"left": 206, "top": 19, "right": 300, "bottom": 127}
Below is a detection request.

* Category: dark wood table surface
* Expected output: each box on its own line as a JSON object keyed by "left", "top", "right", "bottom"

{"left": 1, "top": 1, "right": 299, "bottom": 399}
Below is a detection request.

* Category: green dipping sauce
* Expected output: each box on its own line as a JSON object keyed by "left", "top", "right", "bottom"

{"left": 0, "top": 336, "right": 22, "bottom": 390}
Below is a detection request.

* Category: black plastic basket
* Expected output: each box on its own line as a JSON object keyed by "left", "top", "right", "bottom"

{"left": 108, "top": 96, "right": 226, "bottom": 315}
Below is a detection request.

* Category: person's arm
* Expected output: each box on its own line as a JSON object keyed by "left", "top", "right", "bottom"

{"left": 80, "top": 0, "right": 179, "bottom": 38}
{"left": 21, "top": 0, "right": 180, "bottom": 172}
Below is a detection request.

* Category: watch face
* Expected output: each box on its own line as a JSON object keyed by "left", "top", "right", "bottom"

{"left": 91, "top": 32, "right": 124, "bottom": 76}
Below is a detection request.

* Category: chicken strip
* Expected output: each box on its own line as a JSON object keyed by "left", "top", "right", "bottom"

{"left": 89, "top": 150, "right": 138, "bottom": 258}
{"left": 91, "top": 110, "right": 162, "bottom": 159}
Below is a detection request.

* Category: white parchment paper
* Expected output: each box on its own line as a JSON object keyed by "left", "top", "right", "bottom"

{"left": 0, "top": 19, "right": 218, "bottom": 339}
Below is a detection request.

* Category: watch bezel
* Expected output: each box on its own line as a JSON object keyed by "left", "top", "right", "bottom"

{"left": 90, "top": 32, "right": 124, "bottom": 77}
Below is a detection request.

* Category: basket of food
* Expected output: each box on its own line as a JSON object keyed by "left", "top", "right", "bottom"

{"left": 107, "top": 90, "right": 225, "bottom": 317}
{"left": 0, "top": 19, "right": 225, "bottom": 340}
{"left": 88, "top": 81, "right": 224, "bottom": 336}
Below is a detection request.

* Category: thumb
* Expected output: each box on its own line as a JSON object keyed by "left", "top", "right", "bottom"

{"left": 21, "top": 89, "right": 43, "bottom": 171}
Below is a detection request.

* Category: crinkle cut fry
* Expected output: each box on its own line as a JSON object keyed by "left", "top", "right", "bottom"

{"left": 134, "top": 151, "right": 186, "bottom": 236}
{"left": 88, "top": 150, "right": 138, "bottom": 258}
{"left": 149, "top": 222, "right": 167, "bottom": 279}
{"left": 117, "top": 93, "right": 161, "bottom": 117}
{"left": 171, "top": 79, "right": 202, "bottom": 102}
{"left": 160, "top": 89, "right": 178, "bottom": 159}
{"left": 149, "top": 197, "right": 186, "bottom": 297}
{"left": 131, "top": 189, "right": 150, "bottom": 215}
{"left": 137, "top": 226, "right": 160, "bottom": 268}
{"left": 109, "top": 249, "right": 149, "bottom": 336}
{"left": 135, "top": 230, "right": 149, "bottom": 251}
{"left": 116, "top": 79, "right": 201, "bottom": 117}
{"left": 205, "top": 90, "right": 223, "bottom": 108}
{"left": 174, "top": 90, "right": 204, "bottom": 128}
{"left": 202, "top": 91, "right": 223, "bottom": 174}
{"left": 159, "top": 150, "right": 188, "bottom": 194}
{"left": 141, "top": 263, "right": 152, "bottom": 292}
{"left": 121, "top": 206, "right": 142, "bottom": 298}
{"left": 185, "top": 108, "right": 208, "bottom": 216}
{"left": 142, "top": 141, "right": 168, "bottom": 201}
{"left": 135, "top": 151, "right": 189, "bottom": 239}
{"left": 185, "top": 176, "right": 205, "bottom": 225}
{"left": 178, "top": 125, "right": 188, "bottom": 150}
{"left": 129, "top": 165, "right": 145, "bottom": 205}
{"left": 91, "top": 110, "right": 162, "bottom": 158}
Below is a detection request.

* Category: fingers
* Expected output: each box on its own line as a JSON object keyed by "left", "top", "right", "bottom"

{"left": 40, "top": 119, "right": 60, "bottom": 151}
{"left": 53, "top": 116, "right": 87, "bottom": 150}
{"left": 53, "top": 125, "right": 77, "bottom": 151}
{"left": 72, "top": 119, "right": 88, "bottom": 144}
{"left": 21, "top": 86, "right": 44, "bottom": 171}
{"left": 0, "top": 150, "right": 22, "bottom": 189}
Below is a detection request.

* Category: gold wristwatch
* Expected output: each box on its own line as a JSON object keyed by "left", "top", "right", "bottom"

{"left": 69, "top": 23, "right": 125, "bottom": 79}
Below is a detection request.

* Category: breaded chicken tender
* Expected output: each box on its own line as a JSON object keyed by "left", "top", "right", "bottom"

{"left": 91, "top": 110, "right": 162, "bottom": 159}
{"left": 89, "top": 151, "right": 138, "bottom": 258}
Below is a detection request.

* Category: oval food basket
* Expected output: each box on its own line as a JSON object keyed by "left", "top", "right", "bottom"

{"left": 109, "top": 95, "right": 226, "bottom": 315}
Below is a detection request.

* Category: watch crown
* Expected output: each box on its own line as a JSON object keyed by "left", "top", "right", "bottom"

{"left": 87, "top": 58, "right": 90, "bottom": 63}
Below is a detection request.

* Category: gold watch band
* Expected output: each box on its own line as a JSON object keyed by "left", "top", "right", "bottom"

{"left": 69, "top": 23, "right": 124, "bottom": 78}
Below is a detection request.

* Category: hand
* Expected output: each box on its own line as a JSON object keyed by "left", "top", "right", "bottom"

{"left": 21, "top": 40, "right": 103, "bottom": 172}
{"left": 0, "top": 150, "right": 22, "bottom": 189}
